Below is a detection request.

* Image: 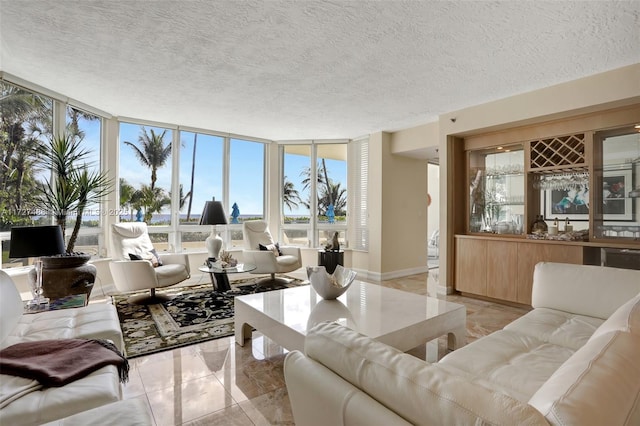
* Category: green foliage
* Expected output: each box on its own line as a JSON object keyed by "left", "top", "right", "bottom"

{"left": 122, "top": 128, "right": 172, "bottom": 222}
{"left": 34, "top": 133, "right": 113, "bottom": 252}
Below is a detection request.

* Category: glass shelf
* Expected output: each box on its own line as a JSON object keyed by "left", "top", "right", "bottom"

{"left": 469, "top": 145, "right": 525, "bottom": 235}
{"left": 592, "top": 128, "right": 640, "bottom": 241}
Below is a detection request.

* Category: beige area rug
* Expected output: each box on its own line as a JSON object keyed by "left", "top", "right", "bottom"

{"left": 113, "top": 277, "right": 307, "bottom": 358}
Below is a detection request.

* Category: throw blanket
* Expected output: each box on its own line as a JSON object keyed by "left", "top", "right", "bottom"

{"left": 0, "top": 339, "right": 129, "bottom": 387}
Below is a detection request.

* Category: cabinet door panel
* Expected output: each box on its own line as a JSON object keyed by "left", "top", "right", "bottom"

{"left": 456, "top": 238, "right": 487, "bottom": 296}
{"left": 516, "top": 243, "right": 583, "bottom": 305}
{"left": 487, "top": 241, "right": 518, "bottom": 302}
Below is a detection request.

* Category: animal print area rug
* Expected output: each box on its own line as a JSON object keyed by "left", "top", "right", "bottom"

{"left": 113, "top": 277, "right": 307, "bottom": 358}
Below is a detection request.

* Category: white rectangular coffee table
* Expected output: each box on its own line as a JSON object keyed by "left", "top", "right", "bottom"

{"left": 235, "top": 280, "right": 466, "bottom": 354}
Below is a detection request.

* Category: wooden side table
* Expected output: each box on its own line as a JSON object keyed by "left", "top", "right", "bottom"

{"left": 318, "top": 250, "right": 344, "bottom": 274}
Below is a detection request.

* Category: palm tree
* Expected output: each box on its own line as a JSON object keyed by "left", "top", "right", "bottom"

{"left": 119, "top": 178, "right": 136, "bottom": 221}
{"left": 300, "top": 161, "right": 346, "bottom": 215}
{"left": 283, "top": 176, "right": 301, "bottom": 211}
{"left": 124, "top": 127, "right": 171, "bottom": 191}
{"left": 319, "top": 182, "right": 347, "bottom": 215}
{"left": 67, "top": 167, "right": 112, "bottom": 251}
{"left": 300, "top": 159, "right": 334, "bottom": 206}
{"left": 133, "top": 184, "right": 171, "bottom": 223}
{"left": 186, "top": 133, "right": 197, "bottom": 221}
{"left": 0, "top": 82, "right": 51, "bottom": 223}
{"left": 170, "top": 184, "right": 191, "bottom": 211}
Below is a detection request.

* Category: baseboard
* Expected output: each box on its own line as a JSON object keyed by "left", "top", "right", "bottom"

{"left": 354, "top": 265, "right": 431, "bottom": 282}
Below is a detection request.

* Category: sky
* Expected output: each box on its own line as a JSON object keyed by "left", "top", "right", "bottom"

{"left": 117, "top": 123, "right": 347, "bottom": 218}
{"left": 66, "top": 118, "right": 347, "bottom": 220}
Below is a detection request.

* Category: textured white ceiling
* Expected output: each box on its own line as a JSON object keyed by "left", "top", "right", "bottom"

{"left": 1, "top": 1, "right": 639, "bottom": 141}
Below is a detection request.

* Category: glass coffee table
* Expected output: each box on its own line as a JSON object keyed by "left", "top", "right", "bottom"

{"left": 198, "top": 263, "right": 256, "bottom": 292}
{"left": 235, "top": 280, "right": 466, "bottom": 356}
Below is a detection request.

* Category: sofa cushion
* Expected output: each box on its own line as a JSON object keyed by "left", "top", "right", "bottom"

{"left": 504, "top": 308, "right": 603, "bottom": 350}
{"left": 304, "top": 322, "right": 548, "bottom": 425}
{"left": 529, "top": 330, "right": 640, "bottom": 426}
{"left": 4, "top": 304, "right": 123, "bottom": 352}
{"left": 589, "top": 292, "right": 640, "bottom": 340}
{"left": 0, "top": 365, "right": 121, "bottom": 426}
{"left": 41, "top": 399, "right": 152, "bottom": 426}
{"left": 438, "top": 329, "right": 575, "bottom": 401}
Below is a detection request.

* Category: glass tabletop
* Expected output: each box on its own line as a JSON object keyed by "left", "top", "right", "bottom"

{"left": 198, "top": 263, "right": 257, "bottom": 274}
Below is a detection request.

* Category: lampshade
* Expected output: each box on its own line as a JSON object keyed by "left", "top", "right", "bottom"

{"left": 9, "top": 225, "right": 66, "bottom": 258}
{"left": 199, "top": 198, "right": 228, "bottom": 226}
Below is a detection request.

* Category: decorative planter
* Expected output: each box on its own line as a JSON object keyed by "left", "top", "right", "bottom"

{"left": 29, "top": 254, "right": 96, "bottom": 302}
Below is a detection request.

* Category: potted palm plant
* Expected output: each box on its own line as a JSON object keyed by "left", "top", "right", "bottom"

{"left": 35, "top": 133, "right": 113, "bottom": 264}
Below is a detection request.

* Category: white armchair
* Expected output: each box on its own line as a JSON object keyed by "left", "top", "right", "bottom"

{"left": 109, "top": 222, "right": 190, "bottom": 303}
{"left": 242, "top": 220, "right": 302, "bottom": 284}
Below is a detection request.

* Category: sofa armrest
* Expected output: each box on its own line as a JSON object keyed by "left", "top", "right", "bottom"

{"left": 532, "top": 262, "right": 640, "bottom": 319}
{"left": 284, "top": 350, "right": 412, "bottom": 426}
{"left": 297, "top": 322, "right": 548, "bottom": 425}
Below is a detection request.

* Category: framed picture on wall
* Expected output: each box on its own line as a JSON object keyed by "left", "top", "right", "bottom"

{"left": 601, "top": 169, "right": 633, "bottom": 221}
{"left": 544, "top": 185, "right": 590, "bottom": 221}
{"left": 544, "top": 169, "right": 633, "bottom": 221}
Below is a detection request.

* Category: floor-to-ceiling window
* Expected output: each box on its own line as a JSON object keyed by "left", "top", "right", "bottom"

{"left": 119, "top": 122, "right": 174, "bottom": 250}
{"left": 281, "top": 142, "right": 348, "bottom": 248}
{"left": 316, "top": 144, "right": 347, "bottom": 247}
{"left": 0, "top": 81, "right": 53, "bottom": 267}
{"left": 64, "top": 106, "right": 103, "bottom": 256}
{"left": 228, "top": 138, "right": 265, "bottom": 247}
{"left": 1, "top": 80, "right": 108, "bottom": 266}
{"left": 178, "top": 131, "right": 223, "bottom": 251}
{"left": 0, "top": 78, "right": 356, "bottom": 267}
{"left": 282, "top": 144, "right": 312, "bottom": 245}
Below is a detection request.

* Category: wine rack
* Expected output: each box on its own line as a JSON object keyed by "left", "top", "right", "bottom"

{"left": 529, "top": 133, "right": 586, "bottom": 173}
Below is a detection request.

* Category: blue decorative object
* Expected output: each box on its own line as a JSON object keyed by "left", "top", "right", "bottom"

{"left": 135, "top": 209, "right": 143, "bottom": 222}
{"left": 231, "top": 203, "right": 240, "bottom": 224}
{"left": 326, "top": 204, "right": 335, "bottom": 223}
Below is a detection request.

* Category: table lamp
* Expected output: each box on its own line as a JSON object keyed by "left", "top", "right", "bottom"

{"left": 199, "top": 198, "right": 228, "bottom": 260}
{"left": 9, "top": 225, "right": 66, "bottom": 308}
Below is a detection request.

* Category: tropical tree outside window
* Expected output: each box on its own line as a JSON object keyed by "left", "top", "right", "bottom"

{"left": 282, "top": 145, "right": 311, "bottom": 224}
{"left": 178, "top": 131, "right": 223, "bottom": 224}
{"left": 316, "top": 144, "right": 347, "bottom": 248}
{"left": 62, "top": 106, "right": 103, "bottom": 255}
{"left": 281, "top": 143, "right": 347, "bottom": 248}
{"left": 178, "top": 131, "right": 223, "bottom": 251}
{"left": 0, "top": 82, "right": 53, "bottom": 266}
{"left": 119, "top": 123, "right": 173, "bottom": 225}
{"left": 316, "top": 144, "right": 347, "bottom": 223}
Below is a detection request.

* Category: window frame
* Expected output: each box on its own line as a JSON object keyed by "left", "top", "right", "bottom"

{"left": 279, "top": 140, "right": 349, "bottom": 248}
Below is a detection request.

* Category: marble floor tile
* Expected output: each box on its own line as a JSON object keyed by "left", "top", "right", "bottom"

{"left": 238, "top": 387, "right": 294, "bottom": 426}
{"left": 122, "top": 366, "right": 146, "bottom": 399}
{"left": 146, "top": 374, "right": 235, "bottom": 426}
{"left": 123, "top": 266, "right": 530, "bottom": 425}
{"left": 137, "top": 350, "right": 215, "bottom": 393}
{"left": 182, "top": 405, "right": 254, "bottom": 426}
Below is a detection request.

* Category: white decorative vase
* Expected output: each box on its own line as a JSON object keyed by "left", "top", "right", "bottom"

{"left": 306, "top": 265, "right": 357, "bottom": 300}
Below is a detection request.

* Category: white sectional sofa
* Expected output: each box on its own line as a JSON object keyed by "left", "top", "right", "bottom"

{"left": 0, "top": 270, "right": 129, "bottom": 426}
{"left": 284, "top": 262, "right": 640, "bottom": 425}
